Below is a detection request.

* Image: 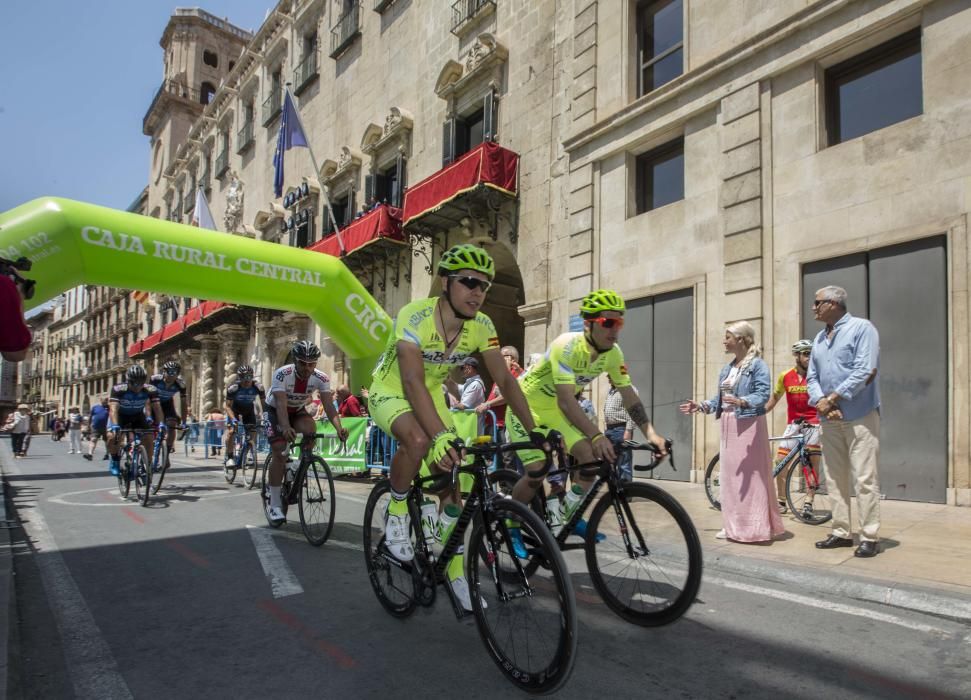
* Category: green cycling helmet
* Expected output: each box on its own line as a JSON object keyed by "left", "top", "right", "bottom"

{"left": 580, "top": 289, "right": 626, "bottom": 317}
{"left": 437, "top": 244, "right": 495, "bottom": 280}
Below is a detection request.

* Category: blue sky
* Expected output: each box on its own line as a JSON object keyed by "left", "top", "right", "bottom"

{"left": 0, "top": 2, "right": 274, "bottom": 213}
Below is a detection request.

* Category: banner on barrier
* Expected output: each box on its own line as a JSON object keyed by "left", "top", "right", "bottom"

{"left": 307, "top": 417, "right": 368, "bottom": 474}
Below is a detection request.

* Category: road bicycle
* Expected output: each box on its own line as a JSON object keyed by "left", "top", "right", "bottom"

{"left": 114, "top": 427, "right": 165, "bottom": 505}
{"left": 704, "top": 419, "right": 832, "bottom": 525}
{"left": 259, "top": 431, "right": 336, "bottom": 546}
{"left": 490, "top": 439, "right": 702, "bottom": 627}
{"left": 223, "top": 420, "right": 259, "bottom": 487}
{"left": 363, "top": 437, "right": 577, "bottom": 695}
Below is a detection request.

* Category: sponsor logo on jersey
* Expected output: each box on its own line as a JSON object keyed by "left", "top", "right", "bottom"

{"left": 487, "top": 336, "right": 500, "bottom": 348}
{"left": 619, "top": 364, "right": 629, "bottom": 376}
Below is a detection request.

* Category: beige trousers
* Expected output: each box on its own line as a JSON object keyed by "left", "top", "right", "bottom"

{"left": 820, "top": 409, "right": 881, "bottom": 542}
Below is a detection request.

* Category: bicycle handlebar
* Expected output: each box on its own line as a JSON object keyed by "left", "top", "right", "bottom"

{"left": 622, "top": 438, "right": 675, "bottom": 472}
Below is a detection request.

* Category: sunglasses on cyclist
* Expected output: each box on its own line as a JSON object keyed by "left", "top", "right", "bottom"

{"left": 448, "top": 275, "right": 492, "bottom": 293}
{"left": 164, "top": 368, "right": 179, "bottom": 376}
{"left": 588, "top": 316, "right": 625, "bottom": 330}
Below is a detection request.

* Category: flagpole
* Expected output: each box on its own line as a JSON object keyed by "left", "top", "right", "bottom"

{"left": 283, "top": 85, "right": 346, "bottom": 256}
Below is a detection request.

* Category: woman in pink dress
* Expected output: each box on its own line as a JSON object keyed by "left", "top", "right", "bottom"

{"left": 680, "top": 322, "right": 785, "bottom": 542}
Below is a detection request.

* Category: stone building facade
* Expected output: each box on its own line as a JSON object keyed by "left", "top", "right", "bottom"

{"left": 134, "top": 0, "right": 971, "bottom": 505}
{"left": 46, "top": 286, "right": 88, "bottom": 413}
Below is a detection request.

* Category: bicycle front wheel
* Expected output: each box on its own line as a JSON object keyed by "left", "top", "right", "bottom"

{"left": 117, "top": 453, "right": 131, "bottom": 499}
{"left": 133, "top": 445, "right": 150, "bottom": 504}
{"left": 243, "top": 441, "right": 259, "bottom": 489}
{"left": 223, "top": 446, "right": 238, "bottom": 484}
{"left": 299, "top": 457, "right": 336, "bottom": 546}
{"left": 704, "top": 453, "right": 721, "bottom": 510}
{"left": 141, "top": 445, "right": 157, "bottom": 506}
{"left": 468, "top": 497, "right": 577, "bottom": 695}
{"left": 362, "top": 479, "right": 417, "bottom": 618}
{"left": 586, "top": 482, "right": 703, "bottom": 627}
{"left": 785, "top": 460, "right": 833, "bottom": 525}
{"left": 152, "top": 450, "right": 169, "bottom": 494}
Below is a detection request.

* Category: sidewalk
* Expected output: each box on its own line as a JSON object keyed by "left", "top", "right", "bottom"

{"left": 652, "top": 478, "right": 971, "bottom": 623}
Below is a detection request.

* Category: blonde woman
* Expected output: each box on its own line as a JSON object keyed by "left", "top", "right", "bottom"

{"left": 680, "top": 322, "right": 784, "bottom": 542}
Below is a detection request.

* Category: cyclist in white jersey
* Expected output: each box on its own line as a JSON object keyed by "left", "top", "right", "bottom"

{"left": 264, "top": 340, "right": 347, "bottom": 524}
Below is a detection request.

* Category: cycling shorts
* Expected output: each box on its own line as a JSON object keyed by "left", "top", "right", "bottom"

{"left": 264, "top": 406, "right": 313, "bottom": 445}
{"left": 505, "top": 403, "right": 587, "bottom": 469}
{"left": 368, "top": 385, "right": 453, "bottom": 436}
{"left": 777, "top": 422, "right": 821, "bottom": 459}
{"left": 117, "top": 414, "right": 153, "bottom": 433}
{"left": 232, "top": 409, "right": 258, "bottom": 429}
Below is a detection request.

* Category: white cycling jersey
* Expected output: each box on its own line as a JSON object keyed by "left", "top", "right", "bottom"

{"left": 265, "top": 364, "right": 331, "bottom": 411}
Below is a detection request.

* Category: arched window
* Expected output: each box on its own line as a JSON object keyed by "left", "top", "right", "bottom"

{"left": 201, "top": 82, "right": 216, "bottom": 104}
{"left": 203, "top": 50, "right": 218, "bottom": 68}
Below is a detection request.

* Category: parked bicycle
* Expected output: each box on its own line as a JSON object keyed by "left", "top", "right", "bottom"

{"left": 490, "top": 439, "right": 702, "bottom": 627}
{"left": 224, "top": 420, "right": 259, "bottom": 486}
{"left": 704, "top": 419, "right": 831, "bottom": 525}
{"left": 363, "top": 437, "right": 577, "bottom": 695}
{"left": 259, "top": 431, "right": 337, "bottom": 546}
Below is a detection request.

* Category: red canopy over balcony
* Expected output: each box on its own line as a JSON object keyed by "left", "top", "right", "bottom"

{"left": 127, "top": 301, "right": 231, "bottom": 358}
{"left": 307, "top": 203, "right": 404, "bottom": 258}
{"left": 402, "top": 141, "right": 519, "bottom": 230}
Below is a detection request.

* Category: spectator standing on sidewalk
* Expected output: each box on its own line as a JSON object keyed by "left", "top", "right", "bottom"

{"left": 205, "top": 406, "right": 226, "bottom": 457}
{"left": 807, "top": 285, "right": 882, "bottom": 558}
{"left": 603, "top": 379, "right": 636, "bottom": 482}
{"left": 337, "top": 385, "right": 365, "bottom": 417}
{"left": 680, "top": 321, "right": 784, "bottom": 543}
{"left": 2, "top": 404, "right": 31, "bottom": 457}
{"left": 85, "top": 397, "right": 110, "bottom": 461}
{"left": 477, "top": 346, "right": 524, "bottom": 471}
{"left": 67, "top": 407, "right": 83, "bottom": 454}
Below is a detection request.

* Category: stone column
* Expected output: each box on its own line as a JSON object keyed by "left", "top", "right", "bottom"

{"left": 183, "top": 348, "right": 201, "bottom": 419}
{"left": 195, "top": 335, "right": 219, "bottom": 414}
{"left": 215, "top": 325, "right": 250, "bottom": 397}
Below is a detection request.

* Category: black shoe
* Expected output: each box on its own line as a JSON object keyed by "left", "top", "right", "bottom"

{"left": 815, "top": 534, "right": 854, "bottom": 549}
{"left": 102, "top": 453, "right": 109, "bottom": 460}
{"left": 83, "top": 453, "right": 93, "bottom": 461}
{"left": 854, "top": 541, "right": 879, "bottom": 558}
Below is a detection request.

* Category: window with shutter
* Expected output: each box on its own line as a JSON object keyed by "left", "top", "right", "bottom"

{"left": 442, "top": 118, "right": 457, "bottom": 166}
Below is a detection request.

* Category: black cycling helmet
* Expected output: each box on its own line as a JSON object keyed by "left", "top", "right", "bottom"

{"left": 292, "top": 340, "right": 321, "bottom": 362}
{"left": 162, "top": 360, "right": 181, "bottom": 374}
{"left": 237, "top": 364, "right": 254, "bottom": 379}
{"left": 126, "top": 365, "right": 148, "bottom": 383}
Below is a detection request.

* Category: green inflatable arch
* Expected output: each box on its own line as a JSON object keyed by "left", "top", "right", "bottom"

{"left": 0, "top": 197, "right": 391, "bottom": 389}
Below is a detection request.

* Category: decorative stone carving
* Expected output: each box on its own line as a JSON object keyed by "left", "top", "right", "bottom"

{"left": 465, "top": 33, "right": 499, "bottom": 73}
{"left": 224, "top": 172, "right": 245, "bottom": 232}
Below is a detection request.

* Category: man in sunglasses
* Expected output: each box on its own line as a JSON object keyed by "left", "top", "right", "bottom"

{"left": 506, "top": 289, "right": 668, "bottom": 549}
{"left": 107, "top": 365, "right": 165, "bottom": 477}
{"left": 765, "top": 339, "right": 822, "bottom": 513}
{"left": 368, "top": 243, "right": 547, "bottom": 611}
{"left": 149, "top": 359, "right": 188, "bottom": 458}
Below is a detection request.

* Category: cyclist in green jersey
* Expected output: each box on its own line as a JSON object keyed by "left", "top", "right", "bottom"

{"left": 369, "top": 244, "right": 549, "bottom": 610}
{"left": 507, "top": 289, "right": 668, "bottom": 544}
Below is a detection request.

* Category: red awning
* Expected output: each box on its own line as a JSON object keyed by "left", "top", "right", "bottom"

{"left": 128, "top": 301, "right": 233, "bottom": 358}
{"left": 183, "top": 304, "right": 203, "bottom": 327}
{"left": 402, "top": 142, "right": 519, "bottom": 228}
{"left": 140, "top": 330, "right": 164, "bottom": 353}
{"left": 127, "top": 340, "right": 143, "bottom": 358}
{"left": 307, "top": 203, "right": 404, "bottom": 257}
{"left": 160, "top": 318, "right": 185, "bottom": 341}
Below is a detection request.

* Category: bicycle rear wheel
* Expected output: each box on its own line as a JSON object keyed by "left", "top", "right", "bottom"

{"left": 362, "top": 479, "right": 417, "bottom": 618}
{"left": 586, "top": 482, "right": 703, "bottom": 627}
{"left": 299, "top": 457, "right": 336, "bottom": 546}
{"left": 133, "top": 445, "right": 150, "bottom": 504}
{"left": 785, "top": 460, "right": 833, "bottom": 525}
{"left": 704, "top": 453, "right": 721, "bottom": 510}
{"left": 468, "top": 498, "right": 577, "bottom": 695}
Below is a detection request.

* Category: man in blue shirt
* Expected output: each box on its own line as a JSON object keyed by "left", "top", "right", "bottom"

{"left": 84, "top": 397, "right": 110, "bottom": 461}
{"left": 807, "top": 285, "right": 881, "bottom": 558}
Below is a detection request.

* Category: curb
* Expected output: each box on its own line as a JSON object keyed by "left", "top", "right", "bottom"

{"left": 0, "top": 440, "right": 17, "bottom": 699}
{"left": 703, "top": 548, "right": 971, "bottom": 624}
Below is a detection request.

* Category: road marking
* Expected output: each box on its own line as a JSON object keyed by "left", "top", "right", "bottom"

{"left": 48, "top": 484, "right": 255, "bottom": 507}
{"left": 165, "top": 540, "right": 211, "bottom": 569}
{"left": 705, "top": 574, "right": 964, "bottom": 638}
{"left": 260, "top": 525, "right": 363, "bottom": 553}
{"left": 17, "top": 504, "right": 133, "bottom": 698}
{"left": 121, "top": 508, "right": 145, "bottom": 524}
{"left": 258, "top": 600, "right": 357, "bottom": 669}
{"left": 247, "top": 525, "right": 304, "bottom": 598}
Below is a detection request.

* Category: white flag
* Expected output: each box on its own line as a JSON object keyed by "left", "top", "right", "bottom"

{"left": 192, "top": 188, "right": 218, "bottom": 231}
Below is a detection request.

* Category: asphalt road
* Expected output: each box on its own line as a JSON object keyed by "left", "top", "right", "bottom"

{"left": 4, "top": 442, "right": 970, "bottom": 699}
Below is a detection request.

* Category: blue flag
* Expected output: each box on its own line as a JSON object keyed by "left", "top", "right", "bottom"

{"left": 273, "top": 91, "right": 309, "bottom": 198}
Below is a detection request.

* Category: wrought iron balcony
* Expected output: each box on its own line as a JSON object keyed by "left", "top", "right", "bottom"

{"left": 215, "top": 149, "right": 230, "bottom": 178}
{"left": 294, "top": 49, "right": 319, "bottom": 93}
{"left": 451, "top": 0, "right": 495, "bottom": 35}
{"left": 330, "top": 3, "right": 361, "bottom": 59}
{"left": 262, "top": 87, "right": 282, "bottom": 125}
{"left": 236, "top": 122, "right": 255, "bottom": 154}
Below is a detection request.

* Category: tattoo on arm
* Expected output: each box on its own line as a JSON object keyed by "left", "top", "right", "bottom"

{"left": 628, "top": 402, "right": 649, "bottom": 427}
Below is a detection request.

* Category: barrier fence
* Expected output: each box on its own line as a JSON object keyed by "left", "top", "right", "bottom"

{"left": 180, "top": 409, "right": 500, "bottom": 476}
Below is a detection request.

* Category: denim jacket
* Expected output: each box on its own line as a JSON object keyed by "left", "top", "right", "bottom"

{"left": 701, "top": 357, "right": 771, "bottom": 419}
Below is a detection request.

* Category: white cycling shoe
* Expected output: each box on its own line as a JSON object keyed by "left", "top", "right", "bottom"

{"left": 384, "top": 509, "right": 415, "bottom": 562}
{"left": 448, "top": 575, "right": 487, "bottom": 612}
{"left": 268, "top": 506, "right": 286, "bottom": 525}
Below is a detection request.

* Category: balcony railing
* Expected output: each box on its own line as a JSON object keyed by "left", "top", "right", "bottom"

{"left": 451, "top": 0, "right": 495, "bottom": 34}
{"left": 294, "top": 50, "right": 319, "bottom": 93}
{"left": 330, "top": 3, "right": 361, "bottom": 59}
{"left": 262, "top": 87, "right": 282, "bottom": 125}
{"left": 143, "top": 78, "right": 203, "bottom": 134}
{"left": 236, "top": 122, "right": 255, "bottom": 153}
{"left": 215, "top": 149, "right": 230, "bottom": 178}
{"left": 374, "top": 0, "right": 396, "bottom": 12}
